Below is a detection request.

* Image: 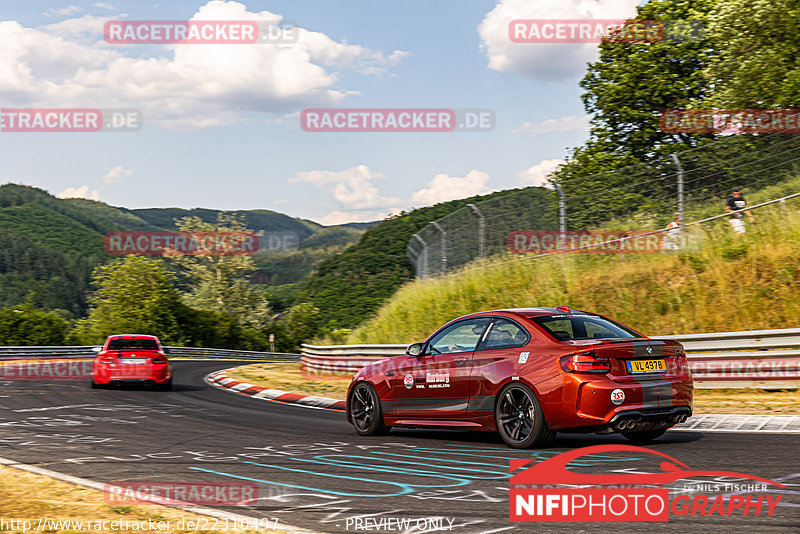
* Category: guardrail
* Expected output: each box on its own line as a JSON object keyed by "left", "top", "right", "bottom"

{"left": 301, "top": 328, "right": 800, "bottom": 389}
{"left": 0, "top": 346, "right": 300, "bottom": 362}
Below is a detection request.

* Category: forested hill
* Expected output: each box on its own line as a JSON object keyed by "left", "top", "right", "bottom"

{"left": 298, "top": 186, "right": 555, "bottom": 329}
{"left": 0, "top": 183, "right": 362, "bottom": 315}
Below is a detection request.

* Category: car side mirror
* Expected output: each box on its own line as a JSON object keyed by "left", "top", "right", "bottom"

{"left": 406, "top": 343, "right": 424, "bottom": 356}
{"left": 91, "top": 346, "right": 102, "bottom": 353}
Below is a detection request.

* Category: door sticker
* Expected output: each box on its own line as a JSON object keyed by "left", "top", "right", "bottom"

{"left": 403, "top": 373, "right": 414, "bottom": 389}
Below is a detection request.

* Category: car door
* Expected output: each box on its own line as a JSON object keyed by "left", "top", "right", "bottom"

{"left": 467, "top": 317, "right": 532, "bottom": 419}
{"left": 386, "top": 317, "right": 491, "bottom": 420}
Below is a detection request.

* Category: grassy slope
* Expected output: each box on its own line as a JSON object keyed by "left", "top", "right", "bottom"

{"left": 348, "top": 203, "right": 800, "bottom": 344}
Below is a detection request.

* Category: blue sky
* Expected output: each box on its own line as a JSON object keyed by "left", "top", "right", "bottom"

{"left": 0, "top": 1, "right": 644, "bottom": 224}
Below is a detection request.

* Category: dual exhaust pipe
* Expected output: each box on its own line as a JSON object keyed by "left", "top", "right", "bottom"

{"left": 616, "top": 419, "right": 638, "bottom": 430}
{"left": 615, "top": 413, "right": 687, "bottom": 430}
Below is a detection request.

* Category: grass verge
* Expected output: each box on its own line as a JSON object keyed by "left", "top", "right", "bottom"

{"left": 226, "top": 362, "right": 352, "bottom": 398}
{"left": 0, "top": 465, "right": 276, "bottom": 533}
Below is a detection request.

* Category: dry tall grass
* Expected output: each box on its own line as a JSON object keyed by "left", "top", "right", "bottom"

{"left": 347, "top": 204, "right": 800, "bottom": 343}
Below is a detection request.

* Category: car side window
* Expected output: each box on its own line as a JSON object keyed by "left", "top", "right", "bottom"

{"left": 481, "top": 319, "right": 530, "bottom": 349}
{"left": 540, "top": 319, "right": 573, "bottom": 341}
{"left": 426, "top": 318, "right": 491, "bottom": 355}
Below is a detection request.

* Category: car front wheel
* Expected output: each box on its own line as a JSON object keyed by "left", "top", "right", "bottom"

{"left": 349, "top": 382, "right": 389, "bottom": 436}
{"left": 495, "top": 383, "right": 554, "bottom": 449}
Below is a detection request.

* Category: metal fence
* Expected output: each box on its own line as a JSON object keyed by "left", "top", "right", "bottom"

{"left": 301, "top": 327, "right": 800, "bottom": 389}
{"left": 408, "top": 132, "right": 800, "bottom": 277}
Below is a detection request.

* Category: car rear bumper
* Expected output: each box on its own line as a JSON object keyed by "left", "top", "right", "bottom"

{"left": 92, "top": 364, "right": 171, "bottom": 384}
{"left": 545, "top": 373, "right": 693, "bottom": 431}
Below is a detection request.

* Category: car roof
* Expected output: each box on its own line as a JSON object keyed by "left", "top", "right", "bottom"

{"left": 105, "top": 334, "right": 160, "bottom": 340}
{"left": 457, "top": 307, "right": 596, "bottom": 320}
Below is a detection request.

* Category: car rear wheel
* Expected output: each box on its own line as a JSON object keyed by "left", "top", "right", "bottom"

{"left": 157, "top": 378, "right": 172, "bottom": 391}
{"left": 621, "top": 428, "right": 667, "bottom": 443}
{"left": 495, "top": 383, "right": 554, "bottom": 449}
{"left": 349, "top": 382, "right": 389, "bottom": 436}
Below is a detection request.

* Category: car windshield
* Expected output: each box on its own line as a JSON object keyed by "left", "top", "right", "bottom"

{"left": 531, "top": 314, "right": 638, "bottom": 341}
{"left": 106, "top": 339, "right": 160, "bottom": 351}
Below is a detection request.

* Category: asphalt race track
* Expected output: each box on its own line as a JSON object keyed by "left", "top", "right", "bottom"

{"left": 1, "top": 361, "right": 798, "bottom": 533}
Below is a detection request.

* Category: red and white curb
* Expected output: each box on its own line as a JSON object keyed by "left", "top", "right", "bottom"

{"left": 205, "top": 368, "right": 346, "bottom": 412}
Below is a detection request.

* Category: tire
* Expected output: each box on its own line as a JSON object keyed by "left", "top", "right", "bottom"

{"left": 157, "top": 378, "right": 172, "bottom": 391}
{"left": 495, "top": 383, "right": 554, "bottom": 449}
{"left": 349, "top": 382, "right": 389, "bottom": 436}
{"left": 90, "top": 378, "right": 103, "bottom": 389}
{"left": 621, "top": 428, "right": 667, "bottom": 443}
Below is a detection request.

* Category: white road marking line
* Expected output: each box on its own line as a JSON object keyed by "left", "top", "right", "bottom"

{"left": 14, "top": 404, "right": 97, "bottom": 413}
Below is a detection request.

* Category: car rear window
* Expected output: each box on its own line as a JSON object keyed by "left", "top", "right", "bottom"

{"left": 106, "top": 339, "right": 160, "bottom": 351}
{"left": 531, "top": 314, "right": 638, "bottom": 341}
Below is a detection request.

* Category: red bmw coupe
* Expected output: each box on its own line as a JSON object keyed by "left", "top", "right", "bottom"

{"left": 91, "top": 334, "right": 172, "bottom": 390}
{"left": 346, "top": 307, "right": 692, "bottom": 448}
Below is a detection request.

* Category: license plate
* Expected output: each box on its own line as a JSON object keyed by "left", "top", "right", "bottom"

{"left": 119, "top": 358, "right": 145, "bottom": 365}
{"left": 627, "top": 359, "right": 665, "bottom": 373}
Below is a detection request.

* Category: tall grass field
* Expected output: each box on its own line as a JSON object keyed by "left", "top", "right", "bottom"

{"left": 346, "top": 202, "right": 800, "bottom": 344}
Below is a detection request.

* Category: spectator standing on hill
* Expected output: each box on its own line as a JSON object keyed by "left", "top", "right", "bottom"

{"left": 725, "top": 187, "right": 754, "bottom": 234}
{"left": 662, "top": 212, "right": 681, "bottom": 250}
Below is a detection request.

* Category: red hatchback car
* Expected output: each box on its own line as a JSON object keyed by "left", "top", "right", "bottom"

{"left": 91, "top": 334, "right": 172, "bottom": 390}
{"left": 346, "top": 307, "right": 692, "bottom": 448}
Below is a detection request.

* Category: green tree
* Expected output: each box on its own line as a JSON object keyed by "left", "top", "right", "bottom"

{"left": 704, "top": 0, "right": 800, "bottom": 108}
{"left": 168, "top": 214, "right": 271, "bottom": 329}
{"left": 579, "top": 0, "right": 718, "bottom": 160}
{"left": 0, "top": 296, "right": 70, "bottom": 345}
{"left": 70, "top": 256, "right": 185, "bottom": 344}
{"left": 281, "top": 302, "right": 322, "bottom": 349}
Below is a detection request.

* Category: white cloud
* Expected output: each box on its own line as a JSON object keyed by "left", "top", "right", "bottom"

{"left": 478, "top": 0, "right": 639, "bottom": 80}
{"left": 43, "top": 14, "right": 126, "bottom": 43}
{"left": 1, "top": 1, "right": 409, "bottom": 129}
{"left": 43, "top": 5, "right": 83, "bottom": 17}
{"left": 92, "top": 2, "right": 115, "bottom": 9}
{"left": 102, "top": 165, "right": 133, "bottom": 183}
{"left": 411, "top": 170, "right": 492, "bottom": 206}
{"left": 57, "top": 185, "right": 100, "bottom": 200}
{"left": 513, "top": 114, "right": 591, "bottom": 134}
{"left": 273, "top": 199, "right": 288, "bottom": 205}
{"left": 518, "top": 159, "right": 564, "bottom": 187}
{"left": 288, "top": 165, "right": 402, "bottom": 210}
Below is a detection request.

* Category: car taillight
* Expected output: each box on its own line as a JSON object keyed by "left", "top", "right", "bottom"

{"left": 676, "top": 350, "right": 690, "bottom": 376}
{"left": 560, "top": 351, "right": 611, "bottom": 374}
{"left": 98, "top": 356, "right": 114, "bottom": 364}
{"left": 151, "top": 355, "right": 168, "bottom": 364}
